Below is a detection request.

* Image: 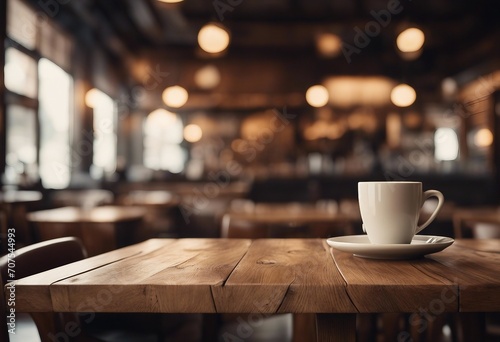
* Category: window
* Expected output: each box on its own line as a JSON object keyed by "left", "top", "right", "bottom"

{"left": 144, "top": 109, "right": 186, "bottom": 173}
{"left": 86, "top": 89, "right": 117, "bottom": 177}
{"left": 38, "top": 58, "right": 73, "bottom": 189}
{"left": 4, "top": 47, "right": 37, "bottom": 98}
{"left": 4, "top": 0, "right": 74, "bottom": 188}
{"left": 4, "top": 106, "right": 37, "bottom": 185}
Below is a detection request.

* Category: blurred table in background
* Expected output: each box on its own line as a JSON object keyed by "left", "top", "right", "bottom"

{"left": 0, "top": 190, "right": 43, "bottom": 253}
{"left": 27, "top": 206, "right": 146, "bottom": 256}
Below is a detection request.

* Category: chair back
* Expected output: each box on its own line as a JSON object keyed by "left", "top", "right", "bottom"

{"left": 0, "top": 237, "right": 87, "bottom": 342}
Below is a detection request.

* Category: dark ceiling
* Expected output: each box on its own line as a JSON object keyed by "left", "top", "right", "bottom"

{"left": 27, "top": 0, "right": 500, "bottom": 110}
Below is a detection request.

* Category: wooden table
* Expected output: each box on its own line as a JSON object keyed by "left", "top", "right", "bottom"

{"left": 10, "top": 238, "right": 500, "bottom": 341}
{"left": 27, "top": 206, "right": 146, "bottom": 256}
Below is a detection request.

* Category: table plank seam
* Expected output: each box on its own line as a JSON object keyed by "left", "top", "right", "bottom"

{"left": 218, "top": 241, "right": 252, "bottom": 288}
{"left": 210, "top": 240, "right": 252, "bottom": 313}
{"left": 275, "top": 280, "right": 293, "bottom": 314}
{"left": 324, "top": 243, "right": 361, "bottom": 313}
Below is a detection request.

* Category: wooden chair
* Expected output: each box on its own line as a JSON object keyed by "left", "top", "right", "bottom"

{"left": 0, "top": 237, "right": 94, "bottom": 342}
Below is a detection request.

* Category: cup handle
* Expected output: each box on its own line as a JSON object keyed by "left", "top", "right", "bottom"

{"left": 415, "top": 190, "right": 444, "bottom": 234}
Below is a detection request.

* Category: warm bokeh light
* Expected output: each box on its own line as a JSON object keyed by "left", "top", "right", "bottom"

{"left": 162, "top": 85, "right": 189, "bottom": 108}
{"left": 391, "top": 84, "right": 416, "bottom": 107}
{"left": 316, "top": 33, "right": 342, "bottom": 57}
{"left": 198, "top": 23, "right": 230, "bottom": 54}
{"left": 157, "top": 0, "right": 183, "bottom": 3}
{"left": 324, "top": 76, "right": 395, "bottom": 107}
{"left": 194, "top": 64, "right": 221, "bottom": 89}
{"left": 85, "top": 88, "right": 106, "bottom": 108}
{"left": 396, "top": 28, "right": 425, "bottom": 53}
{"left": 474, "top": 128, "right": 493, "bottom": 147}
{"left": 184, "top": 124, "right": 203, "bottom": 143}
{"left": 306, "top": 85, "right": 329, "bottom": 107}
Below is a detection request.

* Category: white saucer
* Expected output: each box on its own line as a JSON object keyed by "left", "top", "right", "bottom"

{"left": 326, "top": 235, "right": 454, "bottom": 260}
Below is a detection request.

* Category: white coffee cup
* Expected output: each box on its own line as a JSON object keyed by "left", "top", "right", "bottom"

{"left": 358, "top": 181, "right": 444, "bottom": 244}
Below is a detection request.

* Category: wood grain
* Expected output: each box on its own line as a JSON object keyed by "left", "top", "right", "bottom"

{"left": 330, "top": 248, "right": 457, "bottom": 313}
{"left": 50, "top": 239, "right": 251, "bottom": 313}
{"left": 14, "top": 239, "right": 172, "bottom": 312}
{"left": 212, "top": 239, "right": 356, "bottom": 313}
{"left": 425, "top": 244, "right": 500, "bottom": 312}
{"left": 453, "top": 238, "right": 500, "bottom": 253}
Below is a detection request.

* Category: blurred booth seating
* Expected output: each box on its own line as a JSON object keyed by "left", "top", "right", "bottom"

{"left": 50, "top": 189, "right": 114, "bottom": 209}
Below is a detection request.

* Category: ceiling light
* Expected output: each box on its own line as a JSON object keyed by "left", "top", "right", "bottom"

{"left": 396, "top": 28, "right": 425, "bottom": 53}
{"left": 306, "top": 85, "right": 329, "bottom": 107}
{"left": 198, "top": 23, "right": 230, "bottom": 54}
{"left": 474, "top": 128, "right": 493, "bottom": 147}
{"left": 184, "top": 124, "right": 203, "bottom": 143}
{"left": 157, "top": 0, "right": 183, "bottom": 3}
{"left": 194, "top": 64, "right": 221, "bottom": 89}
{"left": 323, "top": 76, "right": 395, "bottom": 107}
{"left": 162, "top": 85, "right": 188, "bottom": 108}
{"left": 316, "top": 33, "right": 342, "bottom": 58}
{"left": 391, "top": 84, "right": 416, "bottom": 107}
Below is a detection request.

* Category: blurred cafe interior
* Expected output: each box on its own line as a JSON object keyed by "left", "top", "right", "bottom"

{"left": 1, "top": 0, "right": 500, "bottom": 340}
